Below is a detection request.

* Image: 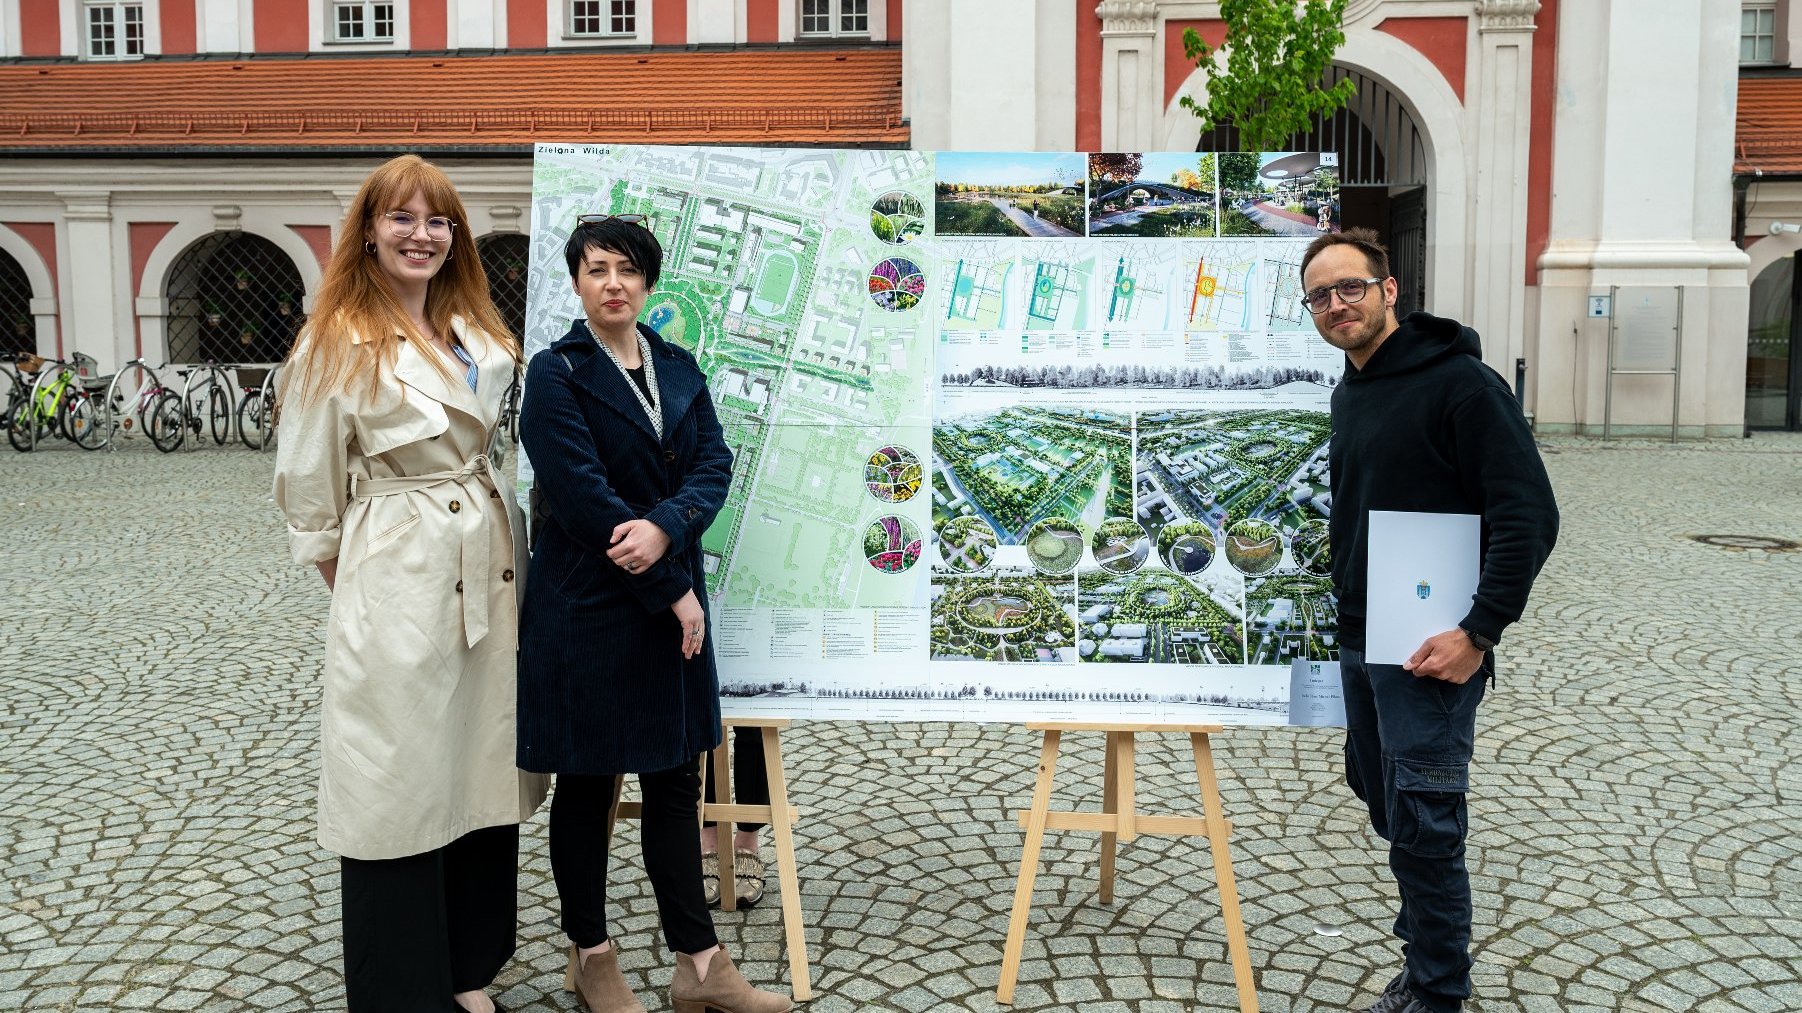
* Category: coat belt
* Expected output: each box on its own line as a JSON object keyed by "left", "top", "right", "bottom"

{"left": 349, "top": 455, "right": 498, "bottom": 648}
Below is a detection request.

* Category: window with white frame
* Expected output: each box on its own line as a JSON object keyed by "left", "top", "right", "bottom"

{"left": 568, "top": 1, "right": 637, "bottom": 38}
{"left": 1742, "top": 2, "right": 1778, "bottom": 64}
{"left": 331, "top": 1, "right": 396, "bottom": 43}
{"left": 85, "top": 1, "right": 146, "bottom": 60}
{"left": 799, "top": 0, "right": 869, "bottom": 38}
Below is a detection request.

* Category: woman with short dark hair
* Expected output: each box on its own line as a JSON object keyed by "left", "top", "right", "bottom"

{"left": 517, "top": 216, "right": 790, "bottom": 1013}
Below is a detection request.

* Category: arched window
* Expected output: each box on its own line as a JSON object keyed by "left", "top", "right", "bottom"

{"left": 477, "top": 234, "right": 530, "bottom": 343}
{"left": 1747, "top": 256, "right": 1795, "bottom": 430}
{"left": 164, "top": 233, "right": 306, "bottom": 364}
{"left": 0, "top": 248, "right": 33, "bottom": 358}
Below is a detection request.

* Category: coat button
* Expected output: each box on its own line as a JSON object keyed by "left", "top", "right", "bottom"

{"left": 455, "top": 580, "right": 464, "bottom": 593}
{"left": 664, "top": 450, "right": 675, "bottom": 462}
{"left": 449, "top": 500, "right": 461, "bottom": 513}
{"left": 502, "top": 569, "right": 514, "bottom": 582}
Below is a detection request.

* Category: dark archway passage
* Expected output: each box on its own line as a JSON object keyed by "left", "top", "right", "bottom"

{"left": 164, "top": 233, "right": 305, "bottom": 364}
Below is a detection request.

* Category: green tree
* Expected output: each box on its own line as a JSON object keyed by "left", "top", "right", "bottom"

{"left": 1179, "top": 0, "right": 1356, "bottom": 152}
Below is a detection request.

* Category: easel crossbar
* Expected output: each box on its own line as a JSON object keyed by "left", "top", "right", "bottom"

{"left": 1013, "top": 811, "right": 1230, "bottom": 835}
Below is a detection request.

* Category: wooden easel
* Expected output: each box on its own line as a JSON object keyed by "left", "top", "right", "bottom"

{"left": 996, "top": 722, "right": 1258, "bottom": 1012}
{"left": 605, "top": 717, "right": 813, "bottom": 1001}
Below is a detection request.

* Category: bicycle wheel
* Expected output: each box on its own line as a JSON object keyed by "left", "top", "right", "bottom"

{"left": 236, "top": 391, "right": 268, "bottom": 450}
{"left": 67, "top": 389, "right": 107, "bottom": 450}
{"left": 7, "top": 401, "right": 35, "bottom": 452}
{"left": 148, "top": 391, "right": 185, "bottom": 453}
{"left": 208, "top": 384, "right": 232, "bottom": 445}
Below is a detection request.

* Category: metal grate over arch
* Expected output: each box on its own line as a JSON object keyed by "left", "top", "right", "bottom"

{"left": 0, "top": 247, "right": 32, "bottom": 358}
{"left": 163, "top": 232, "right": 305, "bottom": 364}
{"left": 1193, "top": 65, "right": 1427, "bottom": 187}
{"left": 477, "top": 234, "right": 530, "bottom": 343}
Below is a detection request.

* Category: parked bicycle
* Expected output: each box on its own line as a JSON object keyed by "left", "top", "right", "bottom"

{"left": 97, "top": 358, "right": 177, "bottom": 451}
{"left": 147, "top": 360, "right": 236, "bottom": 453}
{"left": 236, "top": 364, "right": 281, "bottom": 451}
{"left": 1, "top": 352, "right": 40, "bottom": 439}
{"left": 8, "top": 353, "right": 106, "bottom": 452}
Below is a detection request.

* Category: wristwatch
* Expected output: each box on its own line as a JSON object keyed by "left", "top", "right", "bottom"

{"left": 1460, "top": 626, "right": 1496, "bottom": 652}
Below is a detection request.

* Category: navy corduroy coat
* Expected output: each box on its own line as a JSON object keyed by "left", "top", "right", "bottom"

{"left": 517, "top": 320, "right": 733, "bottom": 774}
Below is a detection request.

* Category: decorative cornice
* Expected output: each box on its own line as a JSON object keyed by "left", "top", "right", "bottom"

{"left": 57, "top": 190, "right": 111, "bottom": 221}
{"left": 1477, "top": 0, "right": 1541, "bottom": 32}
{"left": 1097, "top": 1, "right": 1158, "bottom": 36}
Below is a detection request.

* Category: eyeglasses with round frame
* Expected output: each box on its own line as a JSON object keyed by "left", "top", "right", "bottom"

{"left": 575, "top": 213, "right": 649, "bottom": 227}
{"left": 1301, "top": 276, "right": 1386, "bottom": 314}
{"left": 382, "top": 211, "right": 456, "bottom": 242}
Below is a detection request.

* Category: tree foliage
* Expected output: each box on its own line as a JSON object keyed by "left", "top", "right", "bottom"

{"left": 1088, "top": 152, "right": 1143, "bottom": 183}
{"left": 1179, "top": 0, "right": 1357, "bottom": 153}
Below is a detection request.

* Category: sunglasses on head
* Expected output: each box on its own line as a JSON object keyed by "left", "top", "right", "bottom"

{"left": 576, "top": 213, "right": 649, "bottom": 228}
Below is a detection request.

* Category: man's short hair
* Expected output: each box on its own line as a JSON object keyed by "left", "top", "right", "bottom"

{"left": 1300, "top": 227, "right": 1391, "bottom": 283}
{"left": 564, "top": 219, "right": 663, "bottom": 289}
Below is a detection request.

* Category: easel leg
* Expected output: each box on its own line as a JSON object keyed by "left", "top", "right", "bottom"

{"left": 1099, "top": 732, "right": 1119, "bottom": 905}
{"left": 714, "top": 733, "right": 738, "bottom": 913}
{"left": 762, "top": 726, "right": 813, "bottom": 1001}
{"left": 997, "top": 729, "right": 1062, "bottom": 1006}
{"left": 1192, "top": 733, "right": 1259, "bottom": 1013}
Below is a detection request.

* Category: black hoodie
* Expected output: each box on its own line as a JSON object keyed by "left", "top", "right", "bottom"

{"left": 1328, "top": 311, "right": 1558, "bottom": 652}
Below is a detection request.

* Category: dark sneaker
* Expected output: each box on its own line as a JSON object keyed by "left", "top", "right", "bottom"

{"left": 1396, "top": 999, "right": 1459, "bottom": 1013}
{"left": 1360, "top": 972, "right": 1410, "bottom": 1013}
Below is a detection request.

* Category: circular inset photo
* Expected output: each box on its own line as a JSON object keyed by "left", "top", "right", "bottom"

{"left": 936, "top": 515, "right": 998, "bottom": 574}
{"left": 871, "top": 191, "right": 926, "bottom": 245}
{"left": 1090, "top": 517, "right": 1150, "bottom": 574}
{"left": 869, "top": 257, "right": 926, "bottom": 312}
{"left": 864, "top": 444, "right": 923, "bottom": 504}
{"left": 1157, "top": 520, "right": 1216, "bottom": 575}
{"left": 863, "top": 515, "right": 923, "bottom": 574}
{"left": 1290, "top": 518, "right": 1331, "bottom": 577}
{"left": 1024, "top": 517, "right": 1086, "bottom": 575}
{"left": 1225, "top": 517, "right": 1283, "bottom": 576}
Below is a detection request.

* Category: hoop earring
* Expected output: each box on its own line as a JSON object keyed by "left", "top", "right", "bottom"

{"left": 363, "top": 241, "right": 376, "bottom": 255}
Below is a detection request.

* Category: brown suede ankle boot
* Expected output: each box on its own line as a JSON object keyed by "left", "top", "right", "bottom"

{"left": 669, "top": 948, "right": 792, "bottom": 1013}
{"left": 565, "top": 943, "right": 647, "bottom": 1013}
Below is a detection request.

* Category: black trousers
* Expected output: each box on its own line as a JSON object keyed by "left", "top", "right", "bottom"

{"left": 702, "top": 725, "right": 770, "bottom": 833}
{"left": 550, "top": 757, "right": 720, "bottom": 954}
{"left": 339, "top": 823, "right": 519, "bottom": 1013}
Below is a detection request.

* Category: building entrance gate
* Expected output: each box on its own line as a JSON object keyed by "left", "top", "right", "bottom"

{"left": 164, "top": 233, "right": 305, "bottom": 365}
{"left": 0, "top": 248, "right": 32, "bottom": 358}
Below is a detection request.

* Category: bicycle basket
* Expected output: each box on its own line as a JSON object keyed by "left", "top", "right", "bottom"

{"left": 72, "top": 352, "right": 99, "bottom": 378}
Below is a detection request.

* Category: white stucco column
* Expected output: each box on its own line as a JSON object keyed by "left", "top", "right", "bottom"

{"left": 902, "top": 0, "right": 1071, "bottom": 151}
{"left": 1466, "top": 1, "right": 1537, "bottom": 383}
{"left": 1097, "top": 1, "right": 1160, "bottom": 151}
{"left": 57, "top": 190, "right": 124, "bottom": 375}
{"left": 1535, "top": 0, "right": 1747, "bottom": 437}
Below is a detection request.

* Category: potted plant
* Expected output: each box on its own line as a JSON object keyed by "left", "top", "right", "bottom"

{"left": 233, "top": 269, "right": 252, "bottom": 291}
{"left": 204, "top": 302, "right": 223, "bottom": 327}
{"left": 10, "top": 316, "right": 27, "bottom": 338}
{"left": 502, "top": 258, "right": 523, "bottom": 282}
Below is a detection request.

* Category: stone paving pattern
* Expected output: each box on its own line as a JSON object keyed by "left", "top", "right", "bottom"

{"left": 2, "top": 433, "right": 1799, "bottom": 1012}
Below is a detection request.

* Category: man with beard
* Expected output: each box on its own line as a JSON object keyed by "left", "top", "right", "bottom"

{"left": 1300, "top": 229, "right": 1558, "bottom": 1013}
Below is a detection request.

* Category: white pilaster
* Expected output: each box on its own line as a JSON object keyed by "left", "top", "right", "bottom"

{"left": 1465, "top": 1, "right": 1537, "bottom": 381}
{"left": 57, "top": 191, "right": 124, "bottom": 374}
{"left": 1097, "top": 0, "right": 1159, "bottom": 151}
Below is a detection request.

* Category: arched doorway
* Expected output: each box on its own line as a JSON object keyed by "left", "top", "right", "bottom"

{"left": 164, "top": 233, "right": 305, "bottom": 364}
{"left": 0, "top": 247, "right": 32, "bottom": 358}
{"left": 478, "top": 234, "right": 529, "bottom": 342}
{"left": 1747, "top": 256, "right": 1797, "bottom": 430}
{"left": 1196, "top": 65, "right": 1430, "bottom": 316}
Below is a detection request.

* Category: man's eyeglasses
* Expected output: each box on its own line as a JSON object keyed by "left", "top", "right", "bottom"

{"left": 1301, "top": 277, "right": 1385, "bottom": 314}
{"left": 382, "top": 211, "right": 456, "bottom": 242}
{"left": 576, "top": 213, "right": 650, "bottom": 227}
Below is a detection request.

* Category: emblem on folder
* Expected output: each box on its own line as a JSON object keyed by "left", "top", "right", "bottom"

{"left": 1416, "top": 580, "right": 1431, "bottom": 600}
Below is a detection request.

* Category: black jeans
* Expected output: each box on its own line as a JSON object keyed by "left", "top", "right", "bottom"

{"left": 339, "top": 823, "right": 519, "bottom": 1013}
{"left": 702, "top": 725, "right": 770, "bottom": 833}
{"left": 1341, "top": 647, "right": 1488, "bottom": 1013}
{"left": 549, "top": 757, "right": 720, "bottom": 954}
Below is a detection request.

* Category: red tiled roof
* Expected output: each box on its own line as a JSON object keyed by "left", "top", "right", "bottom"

{"left": 1737, "top": 75, "right": 1802, "bottom": 175}
{"left": 0, "top": 48, "right": 907, "bottom": 152}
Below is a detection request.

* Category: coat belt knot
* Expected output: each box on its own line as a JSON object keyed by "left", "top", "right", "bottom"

{"left": 350, "top": 455, "right": 498, "bottom": 647}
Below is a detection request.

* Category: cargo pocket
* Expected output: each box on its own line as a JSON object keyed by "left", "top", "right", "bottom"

{"left": 1389, "top": 757, "right": 1469, "bottom": 859}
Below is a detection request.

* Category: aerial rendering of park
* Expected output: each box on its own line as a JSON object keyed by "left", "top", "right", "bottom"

{"left": 935, "top": 515, "right": 999, "bottom": 573}
{"left": 1025, "top": 517, "right": 1086, "bottom": 575}
{"left": 932, "top": 406, "right": 1133, "bottom": 542}
{"left": 1134, "top": 408, "right": 1332, "bottom": 543}
{"left": 934, "top": 151, "right": 1086, "bottom": 238}
{"left": 1245, "top": 573, "right": 1339, "bottom": 666}
{"left": 1225, "top": 518, "right": 1284, "bottom": 575}
{"left": 1290, "top": 518, "right": 1331, "bottom": 576}
{"left": 1076, "top": 568, "right": 1245, "bottom": 664}
{"left": 931, "top": 568, "right": 1078, "bottom": 663}
{"left": 1091, "top": 517, "right": 1150, "bottom": 574}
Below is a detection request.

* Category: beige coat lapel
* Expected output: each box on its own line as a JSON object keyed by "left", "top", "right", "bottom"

{"left": 453, "top": 317, "right": 513, "bottom": 433}
{"left": 392, "top": 324, "right": 485, "bottom": 426}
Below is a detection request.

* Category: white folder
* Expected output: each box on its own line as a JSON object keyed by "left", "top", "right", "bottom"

{"left": 1365, "top": 510, "right": 1480, "bottom": 665}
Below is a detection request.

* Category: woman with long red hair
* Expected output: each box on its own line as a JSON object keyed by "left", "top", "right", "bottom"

{"left": 274, "top": 154, "right": 545, "bottom": 1013}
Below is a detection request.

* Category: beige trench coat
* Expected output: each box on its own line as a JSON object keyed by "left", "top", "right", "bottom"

{"left": 273, "top": 318, "right": 547, "bottom": 860}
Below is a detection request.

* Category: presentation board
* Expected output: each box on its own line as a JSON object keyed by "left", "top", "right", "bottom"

{"left": 522, "top": 144, "right": 1345, "bottom": 725}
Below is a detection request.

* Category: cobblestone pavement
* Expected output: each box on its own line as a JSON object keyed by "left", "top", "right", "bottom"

{"left": 3, "top": 434, "right": 1800, "bottom": 1013}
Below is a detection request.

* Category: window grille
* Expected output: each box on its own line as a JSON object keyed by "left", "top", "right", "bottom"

{"left": 478, "top": 235, "right": 530, "bottom": 344}
{"left": 163, "top": 233, "right": 306, "bottom": 365}
{"left": 0, "top": 249, "right": 34, "bottom": 358}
